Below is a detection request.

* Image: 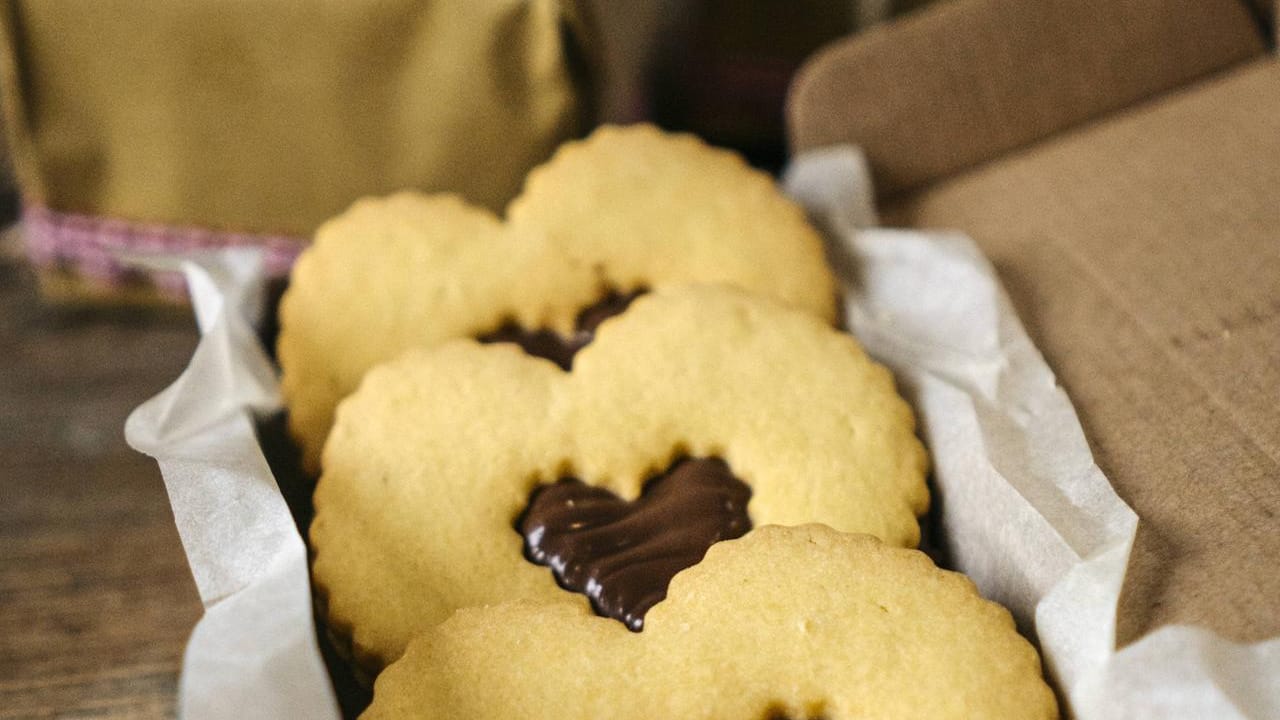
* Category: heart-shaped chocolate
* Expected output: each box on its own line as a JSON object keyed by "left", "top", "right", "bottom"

{"left": 479, "top": 289, "right": 644, "bottom": 370}
{"left": 518, "top": 457, "right": 751, "bottom": 631}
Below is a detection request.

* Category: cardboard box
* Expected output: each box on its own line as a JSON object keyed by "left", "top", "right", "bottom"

{"left": 790, "top": 0, "right": 1280, "bottom": 646}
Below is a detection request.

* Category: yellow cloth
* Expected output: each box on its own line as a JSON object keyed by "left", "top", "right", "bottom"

{"left": 0, "top": 0, "right": 591, "bottom": 236}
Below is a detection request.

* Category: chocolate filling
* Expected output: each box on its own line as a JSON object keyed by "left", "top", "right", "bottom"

{"left": 517, "top": 457, "right": 751, "bottom": 631}
{"left": 478, "top": 289, "right": 645, "bottom": 370}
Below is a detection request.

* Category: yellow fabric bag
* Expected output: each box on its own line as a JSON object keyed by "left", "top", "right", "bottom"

{"left": 0, "top": 0, "right": 591, "bottom": 302}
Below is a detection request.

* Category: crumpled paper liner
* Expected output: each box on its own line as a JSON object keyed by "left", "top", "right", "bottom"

{"left": 125, "top": 149, "right": 1280, "bottom": 719}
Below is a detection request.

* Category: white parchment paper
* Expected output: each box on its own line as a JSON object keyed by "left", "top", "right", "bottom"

{"left": 124, "top": 250, "right": 340, "bottom": 720}
{"left": 126, "top": 152, "right": 1280, "bottom": 719}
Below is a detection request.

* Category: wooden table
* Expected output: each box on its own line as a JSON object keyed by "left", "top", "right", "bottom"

{"left": 0, "top": 257, "right": 202, "bottom": 718}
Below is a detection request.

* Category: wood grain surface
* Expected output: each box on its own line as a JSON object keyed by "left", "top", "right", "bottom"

{"left": 0, "top": 255, "right": 202, "bottom": 719}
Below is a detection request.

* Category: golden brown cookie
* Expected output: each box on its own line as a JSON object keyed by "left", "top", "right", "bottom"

{"left": 311, "top": 286, "right": 927, "bottom": 670}
{"left": 362, "top": 525, "right": 1058, "bottom": 720}
{"left": 279, "top": 125, "right": 836, "bottom": 472}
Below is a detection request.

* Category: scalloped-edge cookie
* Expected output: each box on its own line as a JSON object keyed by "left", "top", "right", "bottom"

{"left": 311, "top": 286, "right": 927, "bottom": 670}
{"left": 363, "top": 525, "right": 1058, "bottom": 720}
{"left": 279, "top": 124, "right": 836, "bottom": 471}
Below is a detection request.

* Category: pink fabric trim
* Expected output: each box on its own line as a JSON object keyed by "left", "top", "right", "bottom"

{"left": 22, "top": 202, "right": 306, "bottom": 298}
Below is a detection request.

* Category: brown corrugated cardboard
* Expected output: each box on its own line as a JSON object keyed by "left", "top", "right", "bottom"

{"left": 789, "top": 0, "right": 1267, "bottom": 197}
{"left": 789, "top": 1, "right": 1279, "bottom": 647}
{"left": 883, "top": 59, "right": 1280, "bottom": 645}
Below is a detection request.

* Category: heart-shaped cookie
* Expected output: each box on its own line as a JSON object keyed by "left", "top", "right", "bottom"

{"left": 279, "top": 125, "right": 837, "bottom": 472}
{"left": 310, "top": 286, "right": 928, "bottom": 670}
{"left": 361, "top": 525, "right": 1058, "bottom": 720}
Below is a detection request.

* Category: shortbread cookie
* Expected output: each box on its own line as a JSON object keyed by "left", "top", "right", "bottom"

{"left": 279, "top": 124, "right": 836, "bottom": 472}
{"left": 362, "top": 525, "right": 1058, "bottom": 720}
{"left": 311, "top": 286, "right": 927, "bottom": 670}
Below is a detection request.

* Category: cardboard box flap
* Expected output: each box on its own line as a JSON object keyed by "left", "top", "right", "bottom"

{"left": 789, "top": 0, "right": 1268, "bottom": 197}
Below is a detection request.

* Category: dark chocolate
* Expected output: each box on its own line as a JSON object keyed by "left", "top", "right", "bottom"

{"left": 478, "top": 289, "right": 644, "bottom": 370}
{"left": 518, "top": 457, "right": 751, "bottom": 631}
